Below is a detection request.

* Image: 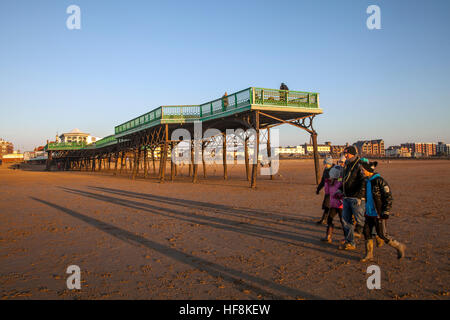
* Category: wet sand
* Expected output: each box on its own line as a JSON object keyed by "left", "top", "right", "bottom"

{"left": 0, "top": 160, "right": 449, "bottom": 299}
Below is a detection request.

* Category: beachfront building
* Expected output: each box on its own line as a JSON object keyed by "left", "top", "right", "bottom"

{"left": 353, "top": 139, "right": 385, "bottom": 157}
{"left": 57, "top": 129, "right": 99, "bottom": 145}
{"left": 1, "top": 151, "right": 24, "bottom": 163}
{"left": 275, "top": 145, "right": 305, "bottom": 156}
{"left": 303, "top": 143, "right": 331, "bottom": 155}
{"left": 0, "top": 138, "right": 14, "bottom": 158}
{"left": 401, "top": 142, "right": 436, "bottom": 157}
{"left": 24, "top": 146, "right": 48, "bottom": 162}
{"left": 436, "top": 142, "right": 450, "bottom": 156}
{"left": 325, "top": 142, "right": 349, "bottom": 156}
{"left": 385, "top": 146, "right": 412, "bottom": 158}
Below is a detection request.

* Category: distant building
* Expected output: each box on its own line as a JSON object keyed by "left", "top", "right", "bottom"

{"left": 385, "top": 146, "right": 411, "bottom": 158}
{"left": 275, "top": 145, "right": 305, "bottom": 156}
{"left": 24, "top": 146, "right": 48, "bottom": 162}
{"left": 437, "top": 142, "right": 450, "bottom": 156}
{"left": 401, "top": 142, "right": 436, "bottom": 157}
{"left": 303, "top": 143, "right": 331, "bottom": 155}
{"left": 57, "top": 128, "right": 99, "bottom": 145}
{"left": 325, "top": 142, "right": 350, "bottom": 156}
{"left": 1, "top": 151, "right": 24, "bottom": 163}
{"left": 0, "top": 138, "right": 14, "bottom": 158}
{"left": 353, "top": 139, "right": 385, "bottom": 157}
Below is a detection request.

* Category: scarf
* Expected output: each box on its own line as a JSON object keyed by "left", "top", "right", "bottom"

{"left": 365, "top": 174, "right": 381, "bottom": 217}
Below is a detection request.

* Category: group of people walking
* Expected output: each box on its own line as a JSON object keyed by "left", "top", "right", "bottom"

{"left": 316, "top": 146, "right": 406, "bottom": 262}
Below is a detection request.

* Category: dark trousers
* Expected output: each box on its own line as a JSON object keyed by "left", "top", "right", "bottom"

{"left": 327, "top": 208, "right": 343, "bottom": 228}
{"left": 363, "top": 216, "right": 393, "bottom": 243}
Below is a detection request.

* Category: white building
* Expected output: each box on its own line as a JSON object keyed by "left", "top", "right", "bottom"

{"left": 57, "top": 129, "right": 99, "bottom": 145}
{"left": 275, "top": 145, "right": 305, "bottom": 156}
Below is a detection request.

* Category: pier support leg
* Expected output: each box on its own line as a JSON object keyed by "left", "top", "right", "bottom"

{"left": 152, "top": 148, "right": 156, "bottom": 175}
{"left": 114, "top": 152, "right": 119, "bottom": 175}
{"left": 244, "top": 137, "right": 250, "bottom": 181}
{"left": 170, "top": 144, "right": 175, "bottom": 181}
{"left": 311, "top": 132, "right": 320, "bottom": 185}
{"left": 160, "top": 124, "right": 168, "bottom": 183}
{"left": 251, "top": 111, "right": 260, "bottom": 188}
{"left": 119, "top": 152, "right": 125, "bottom": 174}
{"left": 143, "top": 148, "right": 148, "bottom": 178}
{"left": 46, "top": 151, "right": 52, "bottom": 171}
{"left": 188, "top": 142, "right": 192, "bottom": 177}
{"left": 223, "top": 133, "right": 227, "bottom": 180}
{"left": 133, "top": 147, "right": 141, "bottom": 180}
{"left": 202, "top": 142, "right": 206, "bottom": 178}
{"left": 192, "top": 141, "right": 198, "bottom": 184}
{"left": 267, "top": 128, "right": 273, "bottom": 180}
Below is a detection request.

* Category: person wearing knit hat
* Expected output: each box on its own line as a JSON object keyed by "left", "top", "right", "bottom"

{"left": 359, "top": 161, "right": 406, "bottom": 261}
{"left": 323, "top": 157, "right": 333, "bottom": 166}
{"left": 344, "top": 145, "right": 357, "bottom": 156}
{"left": 316, "top": 157, "right": 335, "bottom": 225}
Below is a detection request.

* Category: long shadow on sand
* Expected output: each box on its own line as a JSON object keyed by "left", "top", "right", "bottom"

{"left": 88, "top": 186, "right": 320, "bottom": 231}
{"left": 30, "top": 196, "right": 323, "bottom": 300}
{"left": 59, "top": 186, "right": 358, "bottom": 262}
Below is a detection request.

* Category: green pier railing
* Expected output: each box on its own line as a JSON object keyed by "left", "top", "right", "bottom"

{"left": 46, "top": 87, "right": 320, "bottom": 152}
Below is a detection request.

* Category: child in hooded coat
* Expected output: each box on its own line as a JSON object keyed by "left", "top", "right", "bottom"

{"left": 316, "top": 157, "right": 334, "bottom": 224}
{"left": 321, "top": 166, "right": 345, "bottom": 243}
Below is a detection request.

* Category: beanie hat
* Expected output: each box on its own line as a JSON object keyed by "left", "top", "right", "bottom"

{"left": 329, "top": 166, "right": 341, "bottom": 179}
{"left": 361, "top": 161, "right": 378, "bottom": 173}
{"left": 344, "top": 146, "right": 357, "bottom": 155}
{"left": 323, "top": 157, "right": 333, "bottom": 165}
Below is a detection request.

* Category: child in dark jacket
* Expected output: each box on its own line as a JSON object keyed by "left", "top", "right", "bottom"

{"left": 360, "top": 161, "right": 406, "bottom": 262}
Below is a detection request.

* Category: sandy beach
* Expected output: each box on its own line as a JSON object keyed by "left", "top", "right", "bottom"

{"left": 0, "top": 159, "right": 449, "bottom": 299}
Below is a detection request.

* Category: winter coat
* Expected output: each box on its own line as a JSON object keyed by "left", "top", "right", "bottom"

{"left": 366, "top": 175, "right": 393, "bottom": 217}
{"left": 317, "top": 166, "right": 333, "bottom": 195}
{"left": 328, "top": 180, "right": 343, "bottom": 209}
{"left": 342, "top": 157, "right": 366, "bottom": 199}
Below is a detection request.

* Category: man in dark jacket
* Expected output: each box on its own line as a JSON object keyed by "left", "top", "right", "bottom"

{"left": 339, "top": 146, "right": 367, "bottom": 250}
{"left": 360, "top": 161, "right": 406, "bottom": 261}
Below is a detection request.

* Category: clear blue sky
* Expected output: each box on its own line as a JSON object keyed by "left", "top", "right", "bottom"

{"left": 1, "top": 0, "right": 449, "bottom": 151}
